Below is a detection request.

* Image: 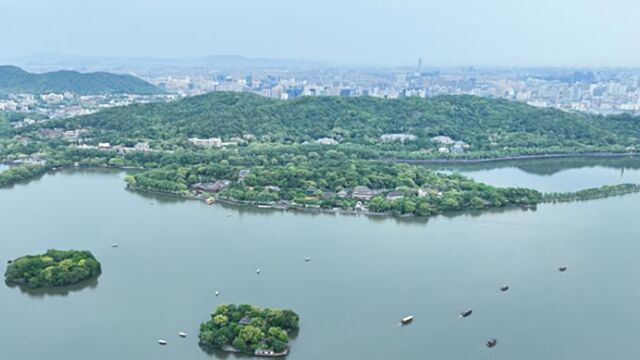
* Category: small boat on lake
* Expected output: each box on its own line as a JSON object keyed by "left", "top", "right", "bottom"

{"left": 256, "top": 269, "right": 261, "bottom": 274}
{"left": 158, "top": 340, "right": 167, "bottom": 345}
{"left": 178, "top": 332, "right": 187, "bottom": 338}
{"left": 305, "top": 257, "right": 311, "bottom": 262}
{"left": 255, "top": 347, "right": 289, "bottom": 357}
{"left": 215, "top": 291, "right": 220, "bottom": 297}
{"left": 500, "top": 285, "right": 510, "bottom": 292}
{"left": 558, "top": 266, "right": 568, "bottom": 272}
{"left": 401, "top": 316, "right": 414, "bottom": 325}
{"left": 486, "top": 338, "right": 497, "bottom": 348}
{"left": 460, "top": 309, "right": 473, "bottom": 318}
{"left": 111, "top": 243, "right": 119, "bottom": 248}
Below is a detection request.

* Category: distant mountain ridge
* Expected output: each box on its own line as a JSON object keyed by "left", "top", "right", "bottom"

{"left": 0, "top": 54, "right": 328, "bottom": 73}
{"left": 0, "top": 65, "right": 163, "bottom": 95}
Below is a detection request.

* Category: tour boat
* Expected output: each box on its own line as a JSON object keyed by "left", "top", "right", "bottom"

{"left": 158, "top": 340, "right": 167, "bottom": 345}
{"left": 460, "top": 309, "right": 473, "bottom": 318}
{"left": 486, "top": 338, "right": 497, "bottom": 348}
{"left": 401, "top": 316, "right": 414, "bottom": 325}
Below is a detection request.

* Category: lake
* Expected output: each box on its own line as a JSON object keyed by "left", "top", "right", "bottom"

{"left": 430, "top": 156, "right": 640, "bottom": 192}
{"left": 2, "top": 159, "right": 640, "bottom": 360}
{"left": 0, "top": 164, "right": 8, "bottom": 173}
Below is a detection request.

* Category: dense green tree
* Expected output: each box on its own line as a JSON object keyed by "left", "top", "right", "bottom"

{"left": 5, "top": 249, "right": 102, "bottom": 288}
{"left": 199, "top": 304, "right": 299, "bottom": 355}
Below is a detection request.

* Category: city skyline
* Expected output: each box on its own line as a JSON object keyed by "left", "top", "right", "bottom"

{"left": 1, "top": 0, "right": 639, "bottom": 67}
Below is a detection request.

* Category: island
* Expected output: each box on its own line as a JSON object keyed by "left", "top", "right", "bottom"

{"left": 199, "top": 304, "right": 299, "bottom": 356}
{"left": 4, "top": 249, "right": 102, "bottom": 288}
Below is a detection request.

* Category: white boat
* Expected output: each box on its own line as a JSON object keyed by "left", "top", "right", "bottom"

{"left": 401, "top": 316, "right": 414, "bottom": 325}
{"left": 215, "top": 291, "right": 220, "bottom": 296}
{"left": 178, "top": 332, "right": 187, "bottom": 338}
{"left": 111, "top": 243, "right": 119, "bottom": 248}
{"left": 256, "top": 269, "right": 261, "bottom": 274}
{"left": 158, "top": 340, "right": 167, "bottom": 345}
{"left": 305, "top": 257, "right": 311, "bottom": 262}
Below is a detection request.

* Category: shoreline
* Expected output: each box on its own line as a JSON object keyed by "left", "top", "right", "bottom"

{"left": 5, "top": 158, "right": 640, "bottom": 220}
{"left": 385, "top": 152, "right": 640, "bottom": 164}
{"left": 127, "top": 185, "right": 532, "bottom": 220}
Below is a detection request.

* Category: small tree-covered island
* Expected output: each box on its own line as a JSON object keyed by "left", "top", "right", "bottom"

{"left": 199, "top": 304, "right": 300, "bottom": 357}
{"left": 4, "top": 249, "right": 102, "bottom": 288}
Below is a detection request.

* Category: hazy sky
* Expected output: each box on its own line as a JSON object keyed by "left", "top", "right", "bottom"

{"left": 1, "top": 0, "right": 639, "bottom": 67}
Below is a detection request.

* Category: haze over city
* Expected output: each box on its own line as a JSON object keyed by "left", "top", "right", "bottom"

{"left": 2, "top": 0, "right": 640, "bottom": 67}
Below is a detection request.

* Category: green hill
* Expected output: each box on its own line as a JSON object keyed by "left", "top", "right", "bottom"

{"left": 0, "top": 65, "right": 163, "bottom": 95}
{"left": 71, "top": 92, "right": 640, "bottom": 155}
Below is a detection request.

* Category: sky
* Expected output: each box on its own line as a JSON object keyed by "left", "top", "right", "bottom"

{"left": 1, "top": 0, "right": 639, "bottom": 67}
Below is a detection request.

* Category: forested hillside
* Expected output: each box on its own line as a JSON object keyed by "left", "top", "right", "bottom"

{"left": 0, "top": 65, "right": 162, "bottom": 95}
{"left": 66, "top": 92, "right": 640, "bottom": 154}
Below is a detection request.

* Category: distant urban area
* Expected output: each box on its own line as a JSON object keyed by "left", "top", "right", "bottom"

{"left": 1, "top": 59, "right": 640, "bottom": 122}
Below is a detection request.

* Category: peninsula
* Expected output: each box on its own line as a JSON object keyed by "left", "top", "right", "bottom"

{"left": 2, "top": 92, "right": 640, "bottom": 218}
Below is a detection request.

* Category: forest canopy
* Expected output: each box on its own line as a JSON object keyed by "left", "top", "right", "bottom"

{"left": 199, "top": 304, "right": 299, "bottom": 355}
{"left": 5, "top": 249, "right": 102, "bottom": 288}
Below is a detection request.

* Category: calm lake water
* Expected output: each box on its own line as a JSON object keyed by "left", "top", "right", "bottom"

{"left": 432, "top": 156, "right": 640, "bottom": 192}
{"left": 2, "top": 160, "right": 640, "bottom": 360}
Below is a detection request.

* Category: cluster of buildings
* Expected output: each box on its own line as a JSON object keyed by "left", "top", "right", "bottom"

{"left": 146, "top": 66, "right": 640, "bottom": 116}
{"left": 188, "top": 134, "right": 255, "bottom": 148}
{"left": 431, "top": 136, "right": 469, "bottom": 154}
{"left": 77, "top": 141, "right": 152, "bottom": 154}
{"left": 38, "top": 128, "right": 90, "bottom": 141}
{"left": 0, "top": 93, "right": 176, "bottom": 119}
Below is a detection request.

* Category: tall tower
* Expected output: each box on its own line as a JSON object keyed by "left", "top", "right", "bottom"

{"left": 418, "top": 58, "right": 423, "bottom": 71}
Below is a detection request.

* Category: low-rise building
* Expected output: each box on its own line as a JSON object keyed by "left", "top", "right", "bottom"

{"left": 191, "top": 180, "right": 231, "bottom": 193}
{"left": 134, "top": 142, "right": 151, "bottom": 151}
{"left": 386, "top": 191, "right": 404, "bottom": 201}
{"left": 316, "top": 137, "right": 339, "bottom": 145}
{"left": 238, "top": 169, "right": 250, "bottom": 181}
{"left": 431, "top": 136, "right": 455, "bottom": 145}
{"left": 189, "top": 137, "right": 222, "bottom": 148}
{"left": 352, "top": 186, "right": 374, "bottom": 201}
{"left": 381, "top": 133, "right": 417, "bottom": 142}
